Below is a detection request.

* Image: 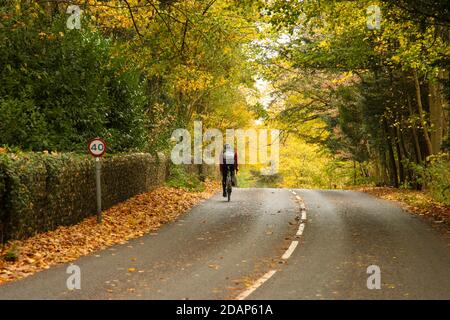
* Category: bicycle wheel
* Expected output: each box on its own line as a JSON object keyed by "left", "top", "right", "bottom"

{"left": 226, "top": 171, "right": 232, "bottom": 202}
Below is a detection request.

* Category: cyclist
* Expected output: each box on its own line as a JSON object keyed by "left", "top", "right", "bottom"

{"left": 220, "top": 143, "right": 238, "bottom": 197}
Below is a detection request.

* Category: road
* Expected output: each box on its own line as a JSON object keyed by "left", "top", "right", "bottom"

{"left": 0, "top": 188, "right": 449, "bottom": 300}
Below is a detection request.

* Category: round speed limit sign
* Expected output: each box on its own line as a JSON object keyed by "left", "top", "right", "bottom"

{"left": 88, "top": 138, "right": 107, "bottom": 157}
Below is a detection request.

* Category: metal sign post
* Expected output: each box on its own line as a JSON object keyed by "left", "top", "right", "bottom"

{"left": 88, "top": 138, "right": 107, "bottom": 224}
{"left": 95, "top": 157, "right": 102, "bottom": 224}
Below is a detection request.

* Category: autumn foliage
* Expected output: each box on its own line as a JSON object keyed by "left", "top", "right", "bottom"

{"left": 0, "top": 181, "right": 220, "bottom": 284}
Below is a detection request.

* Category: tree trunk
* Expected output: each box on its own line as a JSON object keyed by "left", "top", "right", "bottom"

{"left": 393, "top": 126, "right": 405, "bottom": 185}
{"left": 413, "top": 69, "right": 434, "bottom": 156}
{"left": 429, "top": 78, "right": 444, "bottom": 154}
{"left": 396, "top": 126, "right": 406, "bottom": 183}
{"left": 379, "top": 148, "right": 389, "bottom": 186}
{"left": 439, "top": 69, "right": 449, "bottom": 149}
{"left": 383, "top": 119, "right": 399, "bottom": 187}
{"left": 407, "top": 91, "right": 423, "bottom": 163}
{"left": 399, "top": 126, "right": 410, "bottom": 162}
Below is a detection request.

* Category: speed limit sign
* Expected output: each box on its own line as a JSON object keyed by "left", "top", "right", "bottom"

{"left": 88, "top": 138, "right": 106, "bottom": 224}
{"left": 88, "top": 138, "right": 107, "bottom": 157}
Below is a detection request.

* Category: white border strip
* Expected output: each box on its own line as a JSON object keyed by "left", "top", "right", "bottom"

{"left": 236, "top": 270, "right": 277, "bottom": 300}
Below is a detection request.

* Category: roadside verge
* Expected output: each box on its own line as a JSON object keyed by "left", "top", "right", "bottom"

{"left": 0, "top": 181, "right": 220, "bottom": 284}
{"left": 359, "top": 187, "right": 450, "bottom": 226}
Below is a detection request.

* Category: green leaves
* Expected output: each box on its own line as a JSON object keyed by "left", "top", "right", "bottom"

{"left": 0, "top": 12, "right": 149, "bottom": 153}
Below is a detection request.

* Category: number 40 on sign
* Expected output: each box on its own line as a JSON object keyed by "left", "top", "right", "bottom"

{"left": 88, "top": 138, "right": 106, "bottom": 157}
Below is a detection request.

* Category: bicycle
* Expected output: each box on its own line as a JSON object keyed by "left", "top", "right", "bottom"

{"left": 226, "top": 166, "right": 233, "bottom": 202}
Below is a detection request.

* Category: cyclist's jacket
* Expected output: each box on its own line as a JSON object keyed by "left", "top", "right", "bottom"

{"left": 220, "top": 148, "right": 238, "bottom": 174}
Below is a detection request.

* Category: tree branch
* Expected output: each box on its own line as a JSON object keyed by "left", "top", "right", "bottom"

{"left": 122, "top": 0, "right": 143, "bottom": 38}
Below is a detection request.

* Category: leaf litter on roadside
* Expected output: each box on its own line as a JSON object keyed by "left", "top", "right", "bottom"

{"left": 359, "top": 187, "right": 450, "bottom": 225}
{"left": 0, "top": 180, "right": 220, "bottom": 284}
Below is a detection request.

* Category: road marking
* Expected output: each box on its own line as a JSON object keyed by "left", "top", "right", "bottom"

{"left": 301, "top": 210, "right": 307, "bottom": 221}
{"left": 236, "top": 270, "right": 277, "bottom": 300}
{"left": 297, "top": 223, "right": 305, "bottom": 236}
{"left": 282, "top": 241, "right": 299, "bottom": 260}
{"left": 236, "top": 190, "right": 307, "bottom": 300}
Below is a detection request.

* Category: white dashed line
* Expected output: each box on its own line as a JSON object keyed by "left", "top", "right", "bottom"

{"left": 297, "top": 223, "right": 305, "bottom": 236}
{"left": 301, "top": 210, "right": 307, "bottom": 221}
{"left": 282, "top": 241, "right": 299, "bottom": 260}
{"left": 235, "top": 191, "right": 308, "bottom": 300}
{"left": 236, "top": 270, "right": 277, "bottom": 300}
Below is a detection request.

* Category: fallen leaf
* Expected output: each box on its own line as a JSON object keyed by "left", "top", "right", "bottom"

{"left": 208, "top": 264, "right": 220, "bottom": 270}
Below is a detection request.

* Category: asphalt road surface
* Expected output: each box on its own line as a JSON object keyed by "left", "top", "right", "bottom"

{"left": 0, "top": 188, "right": 449, "bottom": 300}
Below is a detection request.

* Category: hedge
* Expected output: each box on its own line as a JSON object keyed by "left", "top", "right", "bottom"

{"left": 0, "top": 152, "right": 177, "bottom": 241}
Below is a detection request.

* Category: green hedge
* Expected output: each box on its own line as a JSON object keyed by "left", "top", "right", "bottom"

{"left": 0, "top": 152, "right": 170, "bottom": 241}
{"left": 425, "top": 154, "right": 450, "bottom": 204}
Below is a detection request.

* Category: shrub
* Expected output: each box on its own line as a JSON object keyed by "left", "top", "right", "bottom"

{"left": 0, "top": 153, "right": 48, "bottom": 239}
{"left": 409, "top": 153, "right": 450, "bottom": 205}
{"left": 0, "top": 10, "right": 149, "bottom": 153}
{"left": 166, "top": 164, "right": 205, "bottom": 192}
{"left": 425, "top": 154, "right": 450, "bottom": 204}
{"left": 0, "top": 99, "right": 49, "bottom": 150}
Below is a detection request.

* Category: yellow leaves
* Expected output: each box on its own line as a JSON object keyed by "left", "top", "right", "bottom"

{"left": 223, "top": 46, "right": 233, "bottom": 56}
{"left": 318, "top": 39, "right": 331, "bottom": 49}
{"left": 215, "top": 76, "right": 228, "bottom": 87}
{"left": 277, "top": 135, "right": 335, "bottom": 189}
{"left": 331, "top": 71, "right": 355, "bottom": 86}
{"left": 391, "top": 55, "right": 401, "bottom": 64}
{"left": 86, "top": 0, "right": 157, "bottom": 33}
{"left": 174, "top": 66, "right": 214, "bottom": 93}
